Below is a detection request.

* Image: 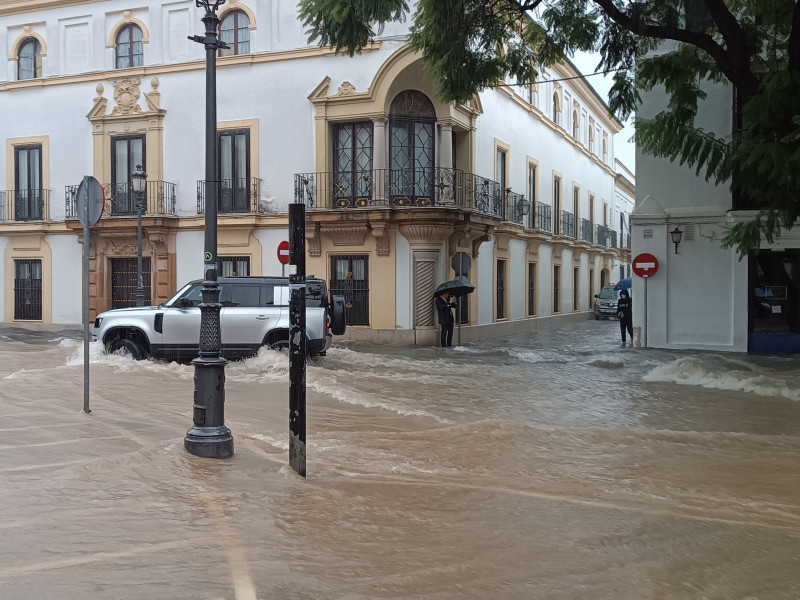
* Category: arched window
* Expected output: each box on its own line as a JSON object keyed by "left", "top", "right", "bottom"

{"left": 602, "top": 136, "right": 608, "bottom": 162}
{"left": 18, "top": 38, "right": 42, "bottom": 80}
{"left": 572, "top": 110, "right": 579, "bottom": 138}
{"left": 116, "top": 24, "right": 144, "bottom": 69}
{"left": 552, "top": 92, "right": 560, "bottom": 125}
{"left": 219, "top": 10, "right": 250, "bottom": 56}
{"left": 588, "top": 121, "right": 595, "bottom": 153}
{"left": 389, "top": 90, "right": 436, "bottom": 205}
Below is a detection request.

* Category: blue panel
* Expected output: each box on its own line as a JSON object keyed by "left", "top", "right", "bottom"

{"left": 748, "top": 333, "right": 800, "bottom": 354}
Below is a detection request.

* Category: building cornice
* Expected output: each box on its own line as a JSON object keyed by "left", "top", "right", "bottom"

{"left": 0, "top": 0, "right": 107, "bottom": 18}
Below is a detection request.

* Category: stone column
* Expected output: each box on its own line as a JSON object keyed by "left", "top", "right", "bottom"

{"left": 438, "top": 121, "right": 453, "bottom": 169}
{"left": 372, "top": 117, "right": 387, "bottom": 204}
{"left": 413, "top": 250, "right": 438, "bottom": 327}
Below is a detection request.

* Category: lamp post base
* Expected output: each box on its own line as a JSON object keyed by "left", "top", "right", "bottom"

{"left": 184, "top": 425, "right": 233, "bottom": 459}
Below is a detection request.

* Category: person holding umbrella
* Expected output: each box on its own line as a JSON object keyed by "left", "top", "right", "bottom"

{"left": 617, "top": 289, "right": 633, "bottom": 345}
{"left": 435, "top": 290, "right": 457, "bottom": 347}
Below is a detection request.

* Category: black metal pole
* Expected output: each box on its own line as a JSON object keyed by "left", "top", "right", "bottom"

{"left": 185, "top": 0, "right": 233, "bottom": 459}
{"left": 288, "top": 202, "right": 306, "bottom": 477}
{"left": 136, "top": 195, "right": 145, "bottom": 307}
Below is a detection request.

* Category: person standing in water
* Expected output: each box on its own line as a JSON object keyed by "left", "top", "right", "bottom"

{"left": 617, "top": 289, "right": 633, "bottom": 345}
{"left": 435, "top": 291, "right": 457, "bottom": 347}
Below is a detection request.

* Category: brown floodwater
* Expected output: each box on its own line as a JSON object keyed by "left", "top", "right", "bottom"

{"left": 0, "top": 321, "right": 798, "bottom": 599}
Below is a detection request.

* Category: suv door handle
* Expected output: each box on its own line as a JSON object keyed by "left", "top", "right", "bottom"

{"left": 256, "top": 315, "right": 270, "bottom": 320}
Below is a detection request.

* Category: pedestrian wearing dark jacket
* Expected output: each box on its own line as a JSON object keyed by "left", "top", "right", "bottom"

{"left": 435, "top": 291, "right": 457, "bottom": 347}
{"left": 617, "top": 289, "right": 633, "bottom": 345}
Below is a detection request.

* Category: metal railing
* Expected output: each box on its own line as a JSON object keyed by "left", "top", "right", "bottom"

{"left": 0, "top": 189, "right": 50, "bottom": 221}
{"left": 561, "top": 210, "right": 575, "bottom": 238}
{"left": 609, "top": 229, "right": 618, "bottom": 249}
{"left": 197, "top": 178, "right": 262, "bottom": 214}
{"left": 294, "top": 169, "right": 507, "bottom": 219}
{"left": 580, "top": 218, "right": 593, "bottom": 243}
{"left": 66, "top": 181, "right": 176, "bottom": 219}
{"left": 505, "top": 190, "right": 527, "bottom": 225}
{"left": 537, "top": 203, "right": 552, "bottom": 233}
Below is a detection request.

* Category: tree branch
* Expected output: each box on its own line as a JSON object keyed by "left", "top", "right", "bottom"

{"left": 591, "top": 0, "right": 743, "bottom": 90}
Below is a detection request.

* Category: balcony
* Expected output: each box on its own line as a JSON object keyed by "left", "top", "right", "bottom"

{"left": 197, "top": 178, "right": 262, "bottom": 214}
{"left": 537, "top": 203, "right": 552, "bottom": 233}
{"left": 561, "top": 210, "right": 575, "bottom": 238}
{"left": 65, "top": 181, "right": 176, "bottom": 219}
{"left": 0, "top": 189, "right": 50, "bottom": 222}
{"left": 294, "top": 169, "right": 510, "bottom": 219}
{"left": 580, "top": 218, "right": 593, "bottom": 243}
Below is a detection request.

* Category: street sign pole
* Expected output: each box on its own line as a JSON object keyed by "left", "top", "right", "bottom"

{"left": 632, "top": 253, "right": 659, "bottom": 349}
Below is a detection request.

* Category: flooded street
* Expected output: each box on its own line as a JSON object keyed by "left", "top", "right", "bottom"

{"left": 0, "top": 321, "right": 799, "bottom": 599}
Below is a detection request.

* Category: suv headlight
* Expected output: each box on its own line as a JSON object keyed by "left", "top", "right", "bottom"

{"left": 93, "top": 317, "right": 103, "bottom": 328}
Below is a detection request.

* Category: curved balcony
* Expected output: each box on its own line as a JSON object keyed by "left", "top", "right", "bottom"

{"left": 65, "top": 181, "right": 176, "bottom": 219}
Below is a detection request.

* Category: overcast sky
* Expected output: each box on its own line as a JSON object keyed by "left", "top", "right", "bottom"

{"left": 569, "top": 51, "right": 636, "bottom": 174}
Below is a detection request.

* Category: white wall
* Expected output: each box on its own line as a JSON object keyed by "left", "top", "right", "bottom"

{"left": 477, "top": 238, "right": 495, "bottom": 325}
{"left": 45, "top": 234, "right": 83, "bottom": 323}
{"left": 395, "top": 232, "right": 412, "bottom": 329}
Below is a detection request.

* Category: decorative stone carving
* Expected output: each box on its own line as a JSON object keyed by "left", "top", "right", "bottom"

{"left": 102, "top": 232, "right": 141, "bottom": 256}
{"left": 398, "top": 224, "right": 453, "bottom": 246}
{"left": 305, "top": 222, "right": 321, "bottom": 257}
{"left": 112, "top": 78, "right": 143, "bottom": 115}
{"left": 370, "top": 222, "right": 390, "bottom": 256}
{"left": 413, "top": 252, "right": 438, "bottom": 327}
{"left": 472, "top": 232, "right": 492, "bottom": 258}
{"left": 325, "top": 225, "right": 368, "bottom": 246}
{"left": 335, "top": 81, "right": 357, "bottom": 96}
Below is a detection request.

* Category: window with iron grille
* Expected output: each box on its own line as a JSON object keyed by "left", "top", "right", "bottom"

{"left": 553, "top": 177, "right": 561, "bottom": 235}
{"left": 330, "top": 255, "right": 369, "bottom": 326}
{"left": 14, "top": 259, "right": 42, "bottom": 320}
{"left": 219, "top": 10, "right": 250, "bottom": 56}
{"left": 18, "top": 38, "right": 42, "bottom": 80}
{"left": 219, "top": 256, "right": 250, "bottom": 277}
{"left": 116, "top": 24, "right": 143, "bottom": 69}
{"left": 553, "top": 265, "right": 561, "bottom": 313}
{"left": 528, "top": 263, "right": 536, "bottom": 316}
{"left": 389, "top": 90, "right": 435, "bottom": 205}
{"left": 527, "top": 163, "right": 536, "bottom": 229}
{"left": 333, "top": 122, "right": 373, "bottom": 207}
{"left": 15, "top": 145, "right": 42, "bottom": 221}
{"left": 496, "top": 259, "right": 506, "bottom": 319}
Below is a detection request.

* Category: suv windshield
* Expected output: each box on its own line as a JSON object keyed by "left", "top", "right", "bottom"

{"left": 598, "top": 288, "right": 619, "bottom": 300}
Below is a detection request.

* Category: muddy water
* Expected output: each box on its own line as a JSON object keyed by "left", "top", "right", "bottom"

{"left": 0, "top": 321, "right": 799, "bottom": 599}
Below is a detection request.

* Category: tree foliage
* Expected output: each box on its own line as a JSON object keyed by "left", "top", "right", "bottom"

{"left": 298, "top": 0, "right": 800, "bottom": 256}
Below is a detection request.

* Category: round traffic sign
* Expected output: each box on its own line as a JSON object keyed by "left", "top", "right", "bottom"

{"left": 76, "top": 176, "right": 105, "bottom": 227}
{"left": 632, "top": 253, "right": 659, "bottom": 278}
{"left": 277, "top": 240, "right": 290, "bottom": 265}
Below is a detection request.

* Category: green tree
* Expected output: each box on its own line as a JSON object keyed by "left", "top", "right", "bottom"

{"left": 298, "top": 0, "right": 800, "bottom": 256}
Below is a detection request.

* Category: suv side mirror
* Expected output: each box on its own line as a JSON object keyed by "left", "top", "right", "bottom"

{"left": 179, "top": 298, "right": 193, "bottom": 308}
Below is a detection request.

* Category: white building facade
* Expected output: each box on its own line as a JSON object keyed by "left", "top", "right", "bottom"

{"left": 0, "top": 0, "right": 630, "bottom": 345}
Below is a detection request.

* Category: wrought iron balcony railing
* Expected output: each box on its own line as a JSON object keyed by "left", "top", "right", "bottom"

{"left": 610, "top": 229, "right": 618, "bottom": 249}
{"left": 596, "top": 224, "right": 608, "bottom": 246}
{"left": 0, "top": 189, "right": 50, "bottom": 222}
{"left": 561, "top": 210, "right": 575, "bottom": 238}
{"left": 505, "top": 190, "right": 527, "bottom": 225}
{"left": 65, "top": 181, "right": 176, "bottom": 219}
{"left": 294, "top": 169, "right": 508, "bottom": 219}
{"left": 197, "top": 178, "right": 262, "bottom": 214}
{"left": 580, "top": 218, "right": 593, "bottom": 243}
{"left": 537, "top": 203, "right": 552, "bottom": 233}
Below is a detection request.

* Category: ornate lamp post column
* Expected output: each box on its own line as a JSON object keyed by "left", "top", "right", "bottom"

{"left": 130, "top": 165, "right": 147, "bottom": 307}
{"left": 185, "top": 0, "right": 233, "bottom": 459}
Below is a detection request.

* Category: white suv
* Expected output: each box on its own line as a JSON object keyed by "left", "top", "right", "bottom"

{"left": 92, "top": 276, "right": 345, "bottom": 362}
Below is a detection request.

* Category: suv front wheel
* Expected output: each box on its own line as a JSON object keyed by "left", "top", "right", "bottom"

{"left": 107, "top": 337, "right": 146, "bottom": 360}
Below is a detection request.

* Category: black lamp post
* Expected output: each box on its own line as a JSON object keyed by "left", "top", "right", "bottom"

{"left": 670, "top": 227, "right": 683, "bottom": 254}
{"left": 185, "top": 0, "right": 233, "bottom": 459}
{"left": 130, "top": 165, "right": 147, "bottom": 307}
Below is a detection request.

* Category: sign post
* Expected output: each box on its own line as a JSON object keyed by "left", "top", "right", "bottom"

{"left": 632, "top": 253, "right": 659, "bottom": 348}
{"left": 76, "top": 176, "right": 104, "bottom": 415}
{"left": 277, "top": 239, "right": 290, "bottom": 277}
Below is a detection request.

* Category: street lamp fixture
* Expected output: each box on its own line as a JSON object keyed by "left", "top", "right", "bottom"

{"left": 130, "top": 165, "right": 147, "bottom": 307}
{"left": 185, "top": 0, "right": 233, "bottom": 459}
{"left": 521, "top": 199, "right": 531, "bottom": 216}
{"left": 670, "top": 227, "right": 683, "bottom": 254}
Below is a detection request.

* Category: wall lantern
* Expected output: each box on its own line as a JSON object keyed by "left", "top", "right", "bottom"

{"left": 670, "top": 227, "right": 683, "bottom": 254}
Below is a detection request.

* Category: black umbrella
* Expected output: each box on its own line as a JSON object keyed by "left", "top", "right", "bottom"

{"left": 434, "top": 276, "right": 475, "bottom": 298}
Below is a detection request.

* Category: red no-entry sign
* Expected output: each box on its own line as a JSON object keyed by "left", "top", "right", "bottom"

{"left": 632, "top": 253, "right": 659, "bottom": 278}
{"left": 277, "top": 240, "right": 290, "bottom": 265}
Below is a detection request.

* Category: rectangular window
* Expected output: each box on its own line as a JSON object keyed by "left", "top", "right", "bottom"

{"left": 496, "top": 259, "right": 506, "bottom": 319}
{"left": 553, "top": 176, "right": 561, "bottom": 235}
{"left": 496, "top": 148, "right": 507, "bottom": 193}
{"left": 15, "top": 145, "right": 43, "bottom": 221}
{"left": 573, "top": 267, "right": 580, "bottom": 311}
{"left": 218, "top": 256, "right": 250, "bottom": 277}
{"left": 14, "top": 259, "right": 42, "bottom": 320}
{"left": 217, "top": 129, "right": 250, "bottom": 213}
{"left": 589, "top": 194, "right": 595, "bottom": 229}
{"left": 333, "top": 122, "right": 374, "bottom": 207}
{"left": 527, "top": 162, "right": 537, "bottom": 229}
{"left": 528, "top": 263, "right": 536, "bottom": 316}
{"left": 111, "top": 135, "right": 145, "bottom": 215}
{"left": 603, "top": 201, "right": 609, "bottom": 226}
{"left": 553, "top": 265, "right": 560, "bottom": 314}
{"left": 330, "top": 255, "right": 369, "bottom": 326}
